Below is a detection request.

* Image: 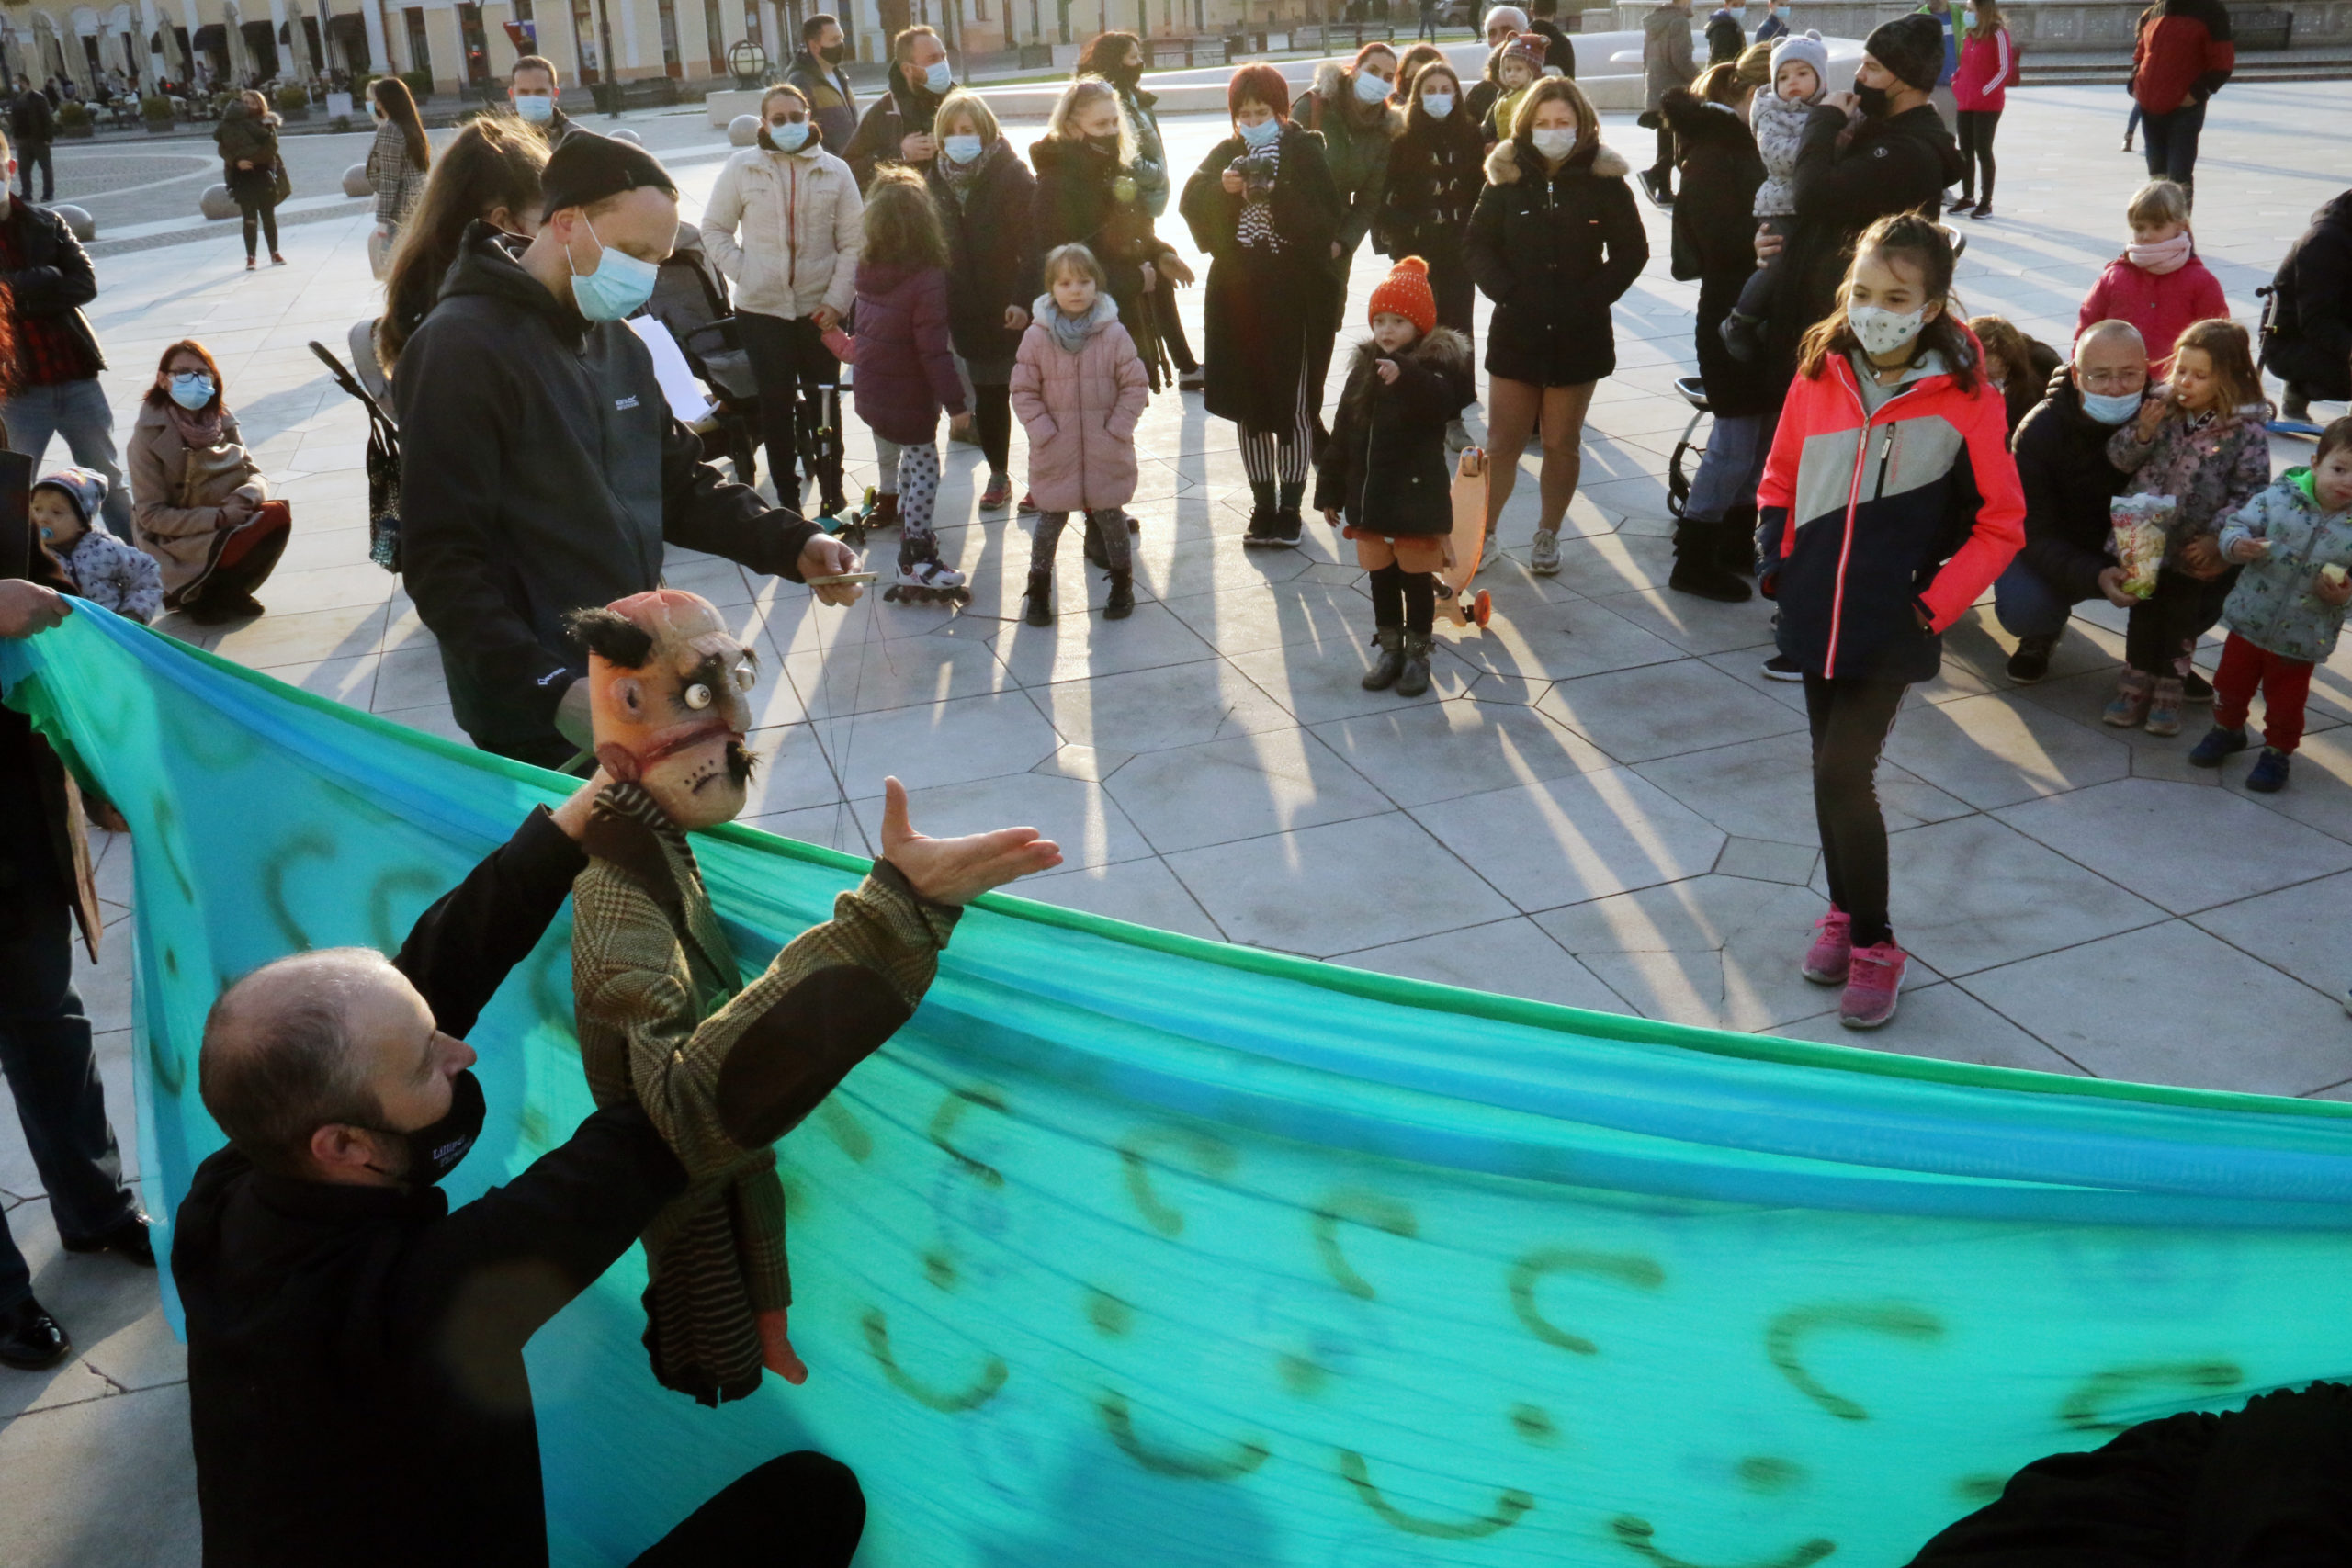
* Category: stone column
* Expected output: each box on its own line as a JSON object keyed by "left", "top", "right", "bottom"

{"left": 359, "top": 0, "right": 390, "bottom": 69}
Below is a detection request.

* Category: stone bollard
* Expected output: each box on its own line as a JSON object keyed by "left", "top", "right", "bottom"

{"left": 49, "top": 204, "right": 94, "bottom": 242}
{"left": 200, "top": 183, "right": 238, "bottom": 220}
{"left": 610, "top": 127, "right": 642, "bottom": 145}
{"left": 343, "top": 163, "right": 372, "bottom": 198}
{"left": 729, "top": 113, "right": 758, "bottom": 147}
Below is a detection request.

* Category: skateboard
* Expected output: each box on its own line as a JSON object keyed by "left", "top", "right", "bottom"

{"left": 1433, "top": 446, "right": 1493, "bottom": 633}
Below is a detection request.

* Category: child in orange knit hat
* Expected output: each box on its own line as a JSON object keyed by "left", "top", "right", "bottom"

{"left": 1314, "top": 255, "right": 1476, "bottom": 696}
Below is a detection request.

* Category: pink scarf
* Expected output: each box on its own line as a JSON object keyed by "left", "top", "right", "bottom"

{"left": 2126, "top": 231, "right": 2195, "bottom": 276}
{"left": 165, "top": 399, "right": 226, "bottom": 450}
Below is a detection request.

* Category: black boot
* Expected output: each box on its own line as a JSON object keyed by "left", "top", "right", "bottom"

{"left": 1244, "top": 482, "right": 1279, "bottom": 546}
{"left": 1361, "top": 626, "right": 1407, "bottom": 690}
{"left": 1718, "top": 310, "right": 1765, "bottom": 365}
{"left": 1023, "top": 568, "right": 1053, "bottom": 626}
{"left": 2283, "top": 385, "right": 2312, "bottom": 423}
{"left": 1669, "top": 519, "right": 1753, "bottom": 603}
{"left": 1396, "top": 630, "right": 1434, "bottom": 697}
{"left": 1274, "top": 480, "right": 1306, "bottom": 546}
{"left": 1719, "top": 503, "right": 1758, "bottom": 576}
{"left": 1104, "top": 568, "right": 1134, "bottom": 620}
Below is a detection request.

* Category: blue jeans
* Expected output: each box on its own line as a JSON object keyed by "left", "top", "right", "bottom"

{"left": 1685, "top": 412, "right": 1770, "bottom": 523}
{"left": 4, "top": 378, "right": 133, "bottom": 535}
{"left": 2142, "top": 97, "right": 2205, "bottom": 189}
{"left": 1992, "top": 557, "right": 2079, "bottom": 640}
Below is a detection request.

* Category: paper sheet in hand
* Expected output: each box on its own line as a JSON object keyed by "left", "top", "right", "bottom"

{"left": 628, "top": 316, "right": 712, "bottom": 423}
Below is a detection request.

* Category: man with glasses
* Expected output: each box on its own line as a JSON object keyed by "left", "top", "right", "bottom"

{"left": 1995, "top": 321, "right": 2156, "bottom": 682}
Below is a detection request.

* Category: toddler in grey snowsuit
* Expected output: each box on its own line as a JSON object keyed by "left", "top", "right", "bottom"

{"left": 1724, "top": 31, "right": 1833, "bottom": 359}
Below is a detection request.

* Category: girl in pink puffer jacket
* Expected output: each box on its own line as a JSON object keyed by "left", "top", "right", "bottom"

{"left": 1011, "top": 243, "right": 1150, "bottom": 625}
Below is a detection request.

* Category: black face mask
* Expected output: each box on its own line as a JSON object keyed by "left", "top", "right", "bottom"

{"left": 1856, "top": 82, "right": 1894, "bottom": 118}
{"left": 366, "top": 1069, "right": 485, "bottom": 1187}
{"left": 820, "top": 43, "right": 845, "bottom": 64}
{"left": 1086, "top": 131, "right": 1121, "bottom": 156}
{"left": 1105, "top": 62, "right": 1142, "bottom": 89}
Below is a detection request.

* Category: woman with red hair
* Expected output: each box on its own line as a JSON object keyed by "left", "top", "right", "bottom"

{"left": 1179, "top": 65, "right": 1346, "bottom": 546}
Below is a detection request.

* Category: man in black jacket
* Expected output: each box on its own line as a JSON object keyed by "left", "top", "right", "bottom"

{"left": 2265, "top": 189, "right": 2352, "bottom": 424}
{"left": 9, "top": 76, "right": 51, "bottom": 202}
{"left": 784, "top": 13, "right": 859, "bottom": 156}
{"left": 842, "top": 24, "right": 953, "bottom": 190}
{"left": 1992, "top": 321, "right": 2151, "bottom": 682}
{"left": 395, "top": 132, "right": 862, "bottom": 768}
{"left": 175, "top": 766, "right": 1059, "bottom": 1567}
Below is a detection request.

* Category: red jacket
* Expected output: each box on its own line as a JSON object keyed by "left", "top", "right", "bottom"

{"left": 1952, "top": 28, "right": 2011, "bottom": 112}
{"left": 1757, "top": 346, "right": 2024, "bottom": 682}
{"left": 2132, "top": 0, "right": 2234, "bottom": 115}
{"left": 2075, "top": 252, "right": 2228, "bottom": 377}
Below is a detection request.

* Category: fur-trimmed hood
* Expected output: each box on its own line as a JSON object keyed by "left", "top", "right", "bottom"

{"left": 1345, "top": 324, "right": 1473, "bottom": 390}
{"left": 1483, "top": 136, "right": 1631, "bottom": 185}
{"left": 1309, "top": 59, "right": 1405, "bottom": 138}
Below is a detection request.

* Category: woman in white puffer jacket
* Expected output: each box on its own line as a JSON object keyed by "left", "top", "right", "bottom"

{"left": 702, "top": 82, "right": 865, "bottom": 517}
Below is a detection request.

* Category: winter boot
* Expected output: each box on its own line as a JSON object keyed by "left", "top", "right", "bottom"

{"left": 1274, "top": 480, "right": 1306, "bottom": 546}
{"left": 866, "top": 491, "right": 900, "bottom": 530}
{"left": 1668, "top": 520, "right": 1751, "bottom": 603}
{"left": 1023, "top": 569, "right": 1053, "bottom": 626}
{"left": 1719, "top": 503, "right": 1758, "bottom": 576}
{"left": 2144, "top": 675, "right": 2185, "bottom": 738}
{"left": 2246, "top": 747, "right": 2292, "bottom": 793}
{"left": 2188, "top": 724, "right": 2250, "bottom": 768}
{"left": 2101, "top": 669, "right": 2154, "bottom": 728}
{"left": 1104, "top": 569, "right": 1135, "bottom": 620}
{"left": 1361, "top": 627, "right": 1407, "bottom": 691}
{"left": 1243, "top": 482, "right": 1280, "bottom": 547}
{"left": 1718, "top": 310, "right": 1765, "bottom": 365}
{"left": 1395, "top": 631, "right": 1434, "bottom": 697}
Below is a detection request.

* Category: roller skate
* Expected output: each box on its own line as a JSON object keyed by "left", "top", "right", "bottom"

{"left": 885, "top": 554, "right": 969, "bottom": 606}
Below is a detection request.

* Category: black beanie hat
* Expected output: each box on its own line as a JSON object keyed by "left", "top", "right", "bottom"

{"left": 539, "top": 131, "right": 679, "bottom": 220}
{"left": 1864, "top": 13, "right": 1945, "bottom": 93}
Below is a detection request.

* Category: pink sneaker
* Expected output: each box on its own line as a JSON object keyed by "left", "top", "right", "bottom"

{"left": 1801, "top": 908, "right": 1852, "bottom": 985}
{"left": 1838, "top": 941, "right": 1909, "bottom": 1030}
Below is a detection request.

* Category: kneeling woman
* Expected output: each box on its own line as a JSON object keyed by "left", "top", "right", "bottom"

{"left": 1756, "top": 215, "right": 2023, "bottom": 1030}
{"left": 1180, "top": 63, "right": 1344, "bottom": 546}
{"left": 127, "top": 339, "right": 285, "bottom": 623}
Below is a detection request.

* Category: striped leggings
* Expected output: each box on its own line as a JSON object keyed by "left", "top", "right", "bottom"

{"left": 1238, "top": 365, "right": 1316, "bottom": 488}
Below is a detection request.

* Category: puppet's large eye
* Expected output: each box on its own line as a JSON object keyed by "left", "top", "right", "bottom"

{"left": 684, "top": 682, "right": 714, "bottom": 710}
{"left": 732, "top": 660, "right": 758, "bottom": 692}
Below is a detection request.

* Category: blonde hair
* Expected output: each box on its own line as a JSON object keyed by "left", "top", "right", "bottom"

{"left": 1047, "top": 76, "right": 1136, "bottom": 168}
{"left": 2171, "top": 318, "right": 2266, "bottom": 423}
{"left": 1042, "top": 242, "right": 1108, "bottom": 290}
{"left": 1510, "top": 75, "right": 1600, "bottom": 164}
{"left": 933, "top": 87, "right": 1001, "bottom": 149}
{"left": 860, "top": 165, "right": 948, "bottom": 271}
{"left": 2127, "top": 178, "right": 2189, "bottom": 231}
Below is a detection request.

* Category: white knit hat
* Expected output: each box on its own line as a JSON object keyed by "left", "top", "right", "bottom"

{"left": 1770, "top": 29, "right": 1830, "bottom": 96}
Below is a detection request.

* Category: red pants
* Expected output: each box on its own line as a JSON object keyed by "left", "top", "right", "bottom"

{"left": 2212, "top": 631, "right": 2317, "bottom": 753}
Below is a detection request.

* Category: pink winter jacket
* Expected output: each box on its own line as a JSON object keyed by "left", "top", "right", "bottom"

{"left": 1010, "top": 312, "right": 1149, "bottom": 513}
{"left": 2075, "top": 252, "right": 2228, "bottom": 377}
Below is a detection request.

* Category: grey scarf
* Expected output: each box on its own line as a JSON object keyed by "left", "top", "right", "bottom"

{"left": 1033, "top": 290, "right": 1122, "bottom": 354}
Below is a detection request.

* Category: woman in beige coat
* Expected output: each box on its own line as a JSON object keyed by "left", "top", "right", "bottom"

{"left": 127, "top": 340, "right": 282, "bottom": 623}
{"left": 700, "top": 82, "right": 864, "bottom": 518}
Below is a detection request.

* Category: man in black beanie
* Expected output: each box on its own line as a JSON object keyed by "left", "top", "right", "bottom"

{"left": 395, "top": 132, "right": 865, "bottom": 769}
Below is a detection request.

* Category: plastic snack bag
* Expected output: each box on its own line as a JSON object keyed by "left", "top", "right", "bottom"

{"left": 2109, "top": 494, "right": 2176, "bottom": 599}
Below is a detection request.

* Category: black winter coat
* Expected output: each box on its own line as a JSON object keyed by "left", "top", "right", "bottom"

{"left": 1313, "top": 328, "right": 1476, "bottom": 535}
{"left": 2264, "top": 189, "right": 2352, "bottom": 385}
{"left": 1030, "top": 133, "right": 1178, "bottom": 384}
{"left": 9, "top": 87, "right": 51, "bottom": 144}
{"left": 1180, "top": 124, "right": 1345, "bottom": 430}
{"left": 2010, "top": 364, "right": 2133, "bottom": 604}
{"left": 393, "top": 223, "right": 819, "bottom": 760}
{"left": 1705, "top": 7, "right": 1747, "bottom": 64}
{"left": 928, "top": 138, "right": 1039, "bottom": 370}
{"left": 214, "top": 102, "right": 281, "bottom": 202}
{"left": 1374, "top": 111, "right": 1486, "bottom": 262}
{"left": 0, "top": 198, "right": 106, "bottom": 378}
{"left": 177, "top": 809, "right": 692, "bottom": 1568}
{"left": 1762, "top": 101, "right": 1963, "bottom": 387}
{"left": 843, "top": 67, "right": 946, "bottom": 190}
{"left": 1464, "top": 138, "right": 1648, "bottom": 388}
{"left": 1661, "top": 89, "right": 1771, "bottom": 419}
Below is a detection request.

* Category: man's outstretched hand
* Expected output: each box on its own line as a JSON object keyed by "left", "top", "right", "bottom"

{"left": 0, "top": 580, "right": 71, "bottom": 640}
{"left": 879, "top": 775, "right": 1062, "bottom": 905}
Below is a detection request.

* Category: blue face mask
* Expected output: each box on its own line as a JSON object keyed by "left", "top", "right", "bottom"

{"left": 922, "top": 59, "right": 954, "bottom": 95}
{"left": 568, "top": 217, "right": 661, "bottom": 322}
{"left": 942, "top": 133, "right": 983, "bottom": 164}
{"left": 1421, "top": 92, "right": 1455, "bottom": 118}
{"left": 514, "top": 90, "right": 554, "bottom": 123}
{"left": 764, "top": 118, "right": 813, "bottom": 152}
{"left": 2080, "top": 387, "right": 2145, "bottom": 424}
{"left": 168, "top": 372, "right": 215, "bottom": 411}
{"left": 1237, "top": 116, "right": 1281, "bottom": 149}
{"left": 1353, "top": 68, "right": 1392, "bottom": 103}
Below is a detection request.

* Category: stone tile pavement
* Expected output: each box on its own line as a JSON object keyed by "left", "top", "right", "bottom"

{"left": 6, "top": 79, "right": 2352, "bottom": 1566}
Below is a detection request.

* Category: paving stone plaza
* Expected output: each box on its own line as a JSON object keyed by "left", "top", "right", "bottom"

{"left": 3, "top": 75, "right": 2351, "bottom": 1565}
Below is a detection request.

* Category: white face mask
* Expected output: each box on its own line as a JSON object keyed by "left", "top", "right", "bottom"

{"left": 1849, "top": 303, "right": 1928, "bottom": 357}
{"left": 1353, "top": 68, "right": 1393, "bottom": 104}
{"left": 1531, "top": 126, "right": 1576, "bottom": 161}
{"left": 1422, "top": 92, "right": 1455, "bottom": 118}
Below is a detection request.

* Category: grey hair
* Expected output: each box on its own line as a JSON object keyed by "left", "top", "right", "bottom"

{"left": 199, "top": 948, "right": 392, "bottom": 1176}
{"left": 1484, "top": 5, "right": 1531, "bottom": 32}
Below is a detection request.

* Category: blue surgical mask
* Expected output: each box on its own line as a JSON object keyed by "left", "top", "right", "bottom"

{"left": 942, "top": 132, "right": 982, "bottom": 164}
{"left": 1237, "top": 116, "right": 1281, "bottom": 149}
{"left": 765, "top": 118, "right": 813, "bottom": 152}
{"left": 1353, "top": 68, "right": 1391, "bottom": 104}
{"left": 567, "top": 216, "right": 660, "bottom": 322}
{"left": 2081, "top": 388, "right": 2144, "bottom": 424}
{"left": 168, "top": 372, "right": 215, "bottom": 410}
{"left": 1421, "top": 91, "right": 1455, "bottom": 118}
{"left": 514, "top": 90, "right": 554, "bottom": 123}
{"left": 922, "top": 59, "right": 954, "bottom": 95}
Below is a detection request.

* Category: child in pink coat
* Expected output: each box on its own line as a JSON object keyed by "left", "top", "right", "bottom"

{"left": 2076, "top": 178, "right": 2227, "bottom": 378}
{"left": 1011, "top": 243, "right": 1150, "bottom": 625}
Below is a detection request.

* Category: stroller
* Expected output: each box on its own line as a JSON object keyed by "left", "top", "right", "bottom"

{"left": 309, "top": 333, "right": 403, "bottom": 573}
{"left": 647, "top": 221, "right": 848, "bottom": 508}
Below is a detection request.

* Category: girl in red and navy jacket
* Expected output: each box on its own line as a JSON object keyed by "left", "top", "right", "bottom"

{"left": 1756, "top": 213, "right": 2024, "bottom": 1030}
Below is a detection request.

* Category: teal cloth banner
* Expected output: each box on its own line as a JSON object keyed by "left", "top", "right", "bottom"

{"left": 10, "top": 606, "right": 2352, "bottom": 1566}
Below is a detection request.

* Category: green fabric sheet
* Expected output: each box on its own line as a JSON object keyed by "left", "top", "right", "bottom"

{"left": 9, "top": 606, "right": 2352, "bottom": 1567}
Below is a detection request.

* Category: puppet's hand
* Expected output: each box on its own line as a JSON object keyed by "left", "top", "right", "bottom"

{"left": 758, "top": 1308, "right": 808, "bottom": 1386}
{"left": 878, "top": 775, "right": 1063, "bottom": 905}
